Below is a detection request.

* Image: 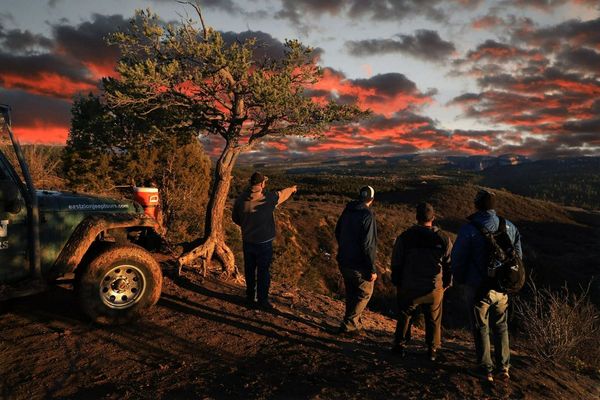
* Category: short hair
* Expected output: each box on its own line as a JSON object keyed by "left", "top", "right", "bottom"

{"left": 416, "top": 202, "right": 435, "bottom": 223}
{"left": 359, "top": 185, "right": 375, "bottom": 201}
{"left": 250, "top": 172, "right": 267, "bottom": 185}
{"left": 474, "top": 189, "right": 495, "bottom": 211}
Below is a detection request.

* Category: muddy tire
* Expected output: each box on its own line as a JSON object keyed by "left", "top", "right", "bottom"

{"left": 76, "top": 245, "right": 162, "bottom": 325}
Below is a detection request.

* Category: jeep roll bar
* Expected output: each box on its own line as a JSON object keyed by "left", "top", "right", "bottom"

{"left": 0, "top": 104, "right": 42, "bottom": 280}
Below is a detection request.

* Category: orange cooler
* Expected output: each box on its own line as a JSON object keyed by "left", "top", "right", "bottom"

{"left": 133, "top": 187, "right": 160, "bottom": 219}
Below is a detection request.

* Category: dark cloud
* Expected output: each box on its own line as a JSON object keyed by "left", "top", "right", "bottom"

{"left": 463, "top": 39, "right": 542, "bottom": 62}
{"left": 557, "top": 47, "right": 600, "bottom": 73}
{"left": 513, "top": 17, "right": 600, "bottom": 51}
{"left": 502, "top": 0, "right": 598, "bottom": 12}
{"left": 346, "top": 30, "right": 455, "bottom": 62}
{"left": 275, "top": 0, "right": 481, "bottom": 29}
{"left": 0, "top": 52, "right": 94, "bottom": 98}
{"left": 0, "top": 26, "right": 53, "bottom": 52}
{"left": 220, "top": 30, "right": 323, "bottom": 62}
{"left": 52, "top": 14, "right": 125, "bottom": 69}
{"left": 362, "top": 111, "right": 435, "bottom": 130}
{"left": 352, "top": 73, "right": 418, "bottom": 97}
{"left": 0, "top": 88, "right": 71, "bottom": 128}
{"left": 563, "top": 118, "right": 600, "bottom": 134}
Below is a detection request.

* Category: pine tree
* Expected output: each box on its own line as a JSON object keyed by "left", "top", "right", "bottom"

{"left": 102, "top": 7, "right": 369, "bottom": 276}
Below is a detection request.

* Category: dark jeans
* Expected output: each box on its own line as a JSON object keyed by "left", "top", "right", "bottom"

{"left": 394, "top": 289, "right": 443, "bottom": 350}
{"left": 340, "top": 268, "right": 374, "bottom": 331}
{"left": 464, "top": 287, "right": 510, "bottom": 373}
{"left": 243, "top": 241, "right": 273, "bottom": 304}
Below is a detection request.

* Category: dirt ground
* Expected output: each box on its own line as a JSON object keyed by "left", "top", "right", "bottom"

{"left": 1, "top": 273, "right": 598, "bottom": 400}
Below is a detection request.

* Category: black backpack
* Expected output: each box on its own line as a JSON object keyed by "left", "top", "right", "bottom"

{"left": 471, "top": 217, "right": 525, "bottom": 294}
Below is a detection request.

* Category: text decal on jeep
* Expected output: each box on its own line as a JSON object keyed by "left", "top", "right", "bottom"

{"left": 68, "top": 204, "right": 129, "bottom": 211}
{"left": 0, "top": 219, "right": 9, "bottom": 249}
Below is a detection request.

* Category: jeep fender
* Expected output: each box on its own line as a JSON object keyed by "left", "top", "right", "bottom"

{"left": 51, "top": 213, "right": 157, "bottom": 279}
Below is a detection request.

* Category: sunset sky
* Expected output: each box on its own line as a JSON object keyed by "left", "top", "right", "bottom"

{"left": 1, "top": 0, "right": 599, "bottom": 160}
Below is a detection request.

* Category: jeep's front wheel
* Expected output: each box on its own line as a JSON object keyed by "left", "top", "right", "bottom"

{"left": 76, "top": 245, "right": 162, "bottom": 325}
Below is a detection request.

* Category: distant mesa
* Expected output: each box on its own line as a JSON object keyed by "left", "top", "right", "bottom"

{"left": 447, "top": 154, "right": 530, "bottom": 171}
{"left": 251, "top": 153, "right": 531, "bottom": 171}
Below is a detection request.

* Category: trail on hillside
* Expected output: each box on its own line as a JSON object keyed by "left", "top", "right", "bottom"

{"left": 1, "top": 273, "right": 598, "bottom": 400}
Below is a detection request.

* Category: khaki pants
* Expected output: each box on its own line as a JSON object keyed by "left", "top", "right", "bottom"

{"left": 464, "top": 287, "right": 510, "bottom": 373}
{"left": 394, "top": 289, "right": 443, "bottom": 350}
{"left": 340, "top": 268, "right": 374, "bottom": 332}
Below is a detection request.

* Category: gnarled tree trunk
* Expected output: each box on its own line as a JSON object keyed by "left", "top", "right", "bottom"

{"left": 178, "top": 143, "right": 240, "bottom": 277}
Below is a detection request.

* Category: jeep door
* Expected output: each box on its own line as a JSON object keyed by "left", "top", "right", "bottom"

{"left": 0, "top": 156, "right": 29, "bottom": 283}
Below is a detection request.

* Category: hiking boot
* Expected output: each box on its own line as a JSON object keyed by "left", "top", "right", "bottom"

{"left": 245, "top": 297, "right": 257, "bottom": 308}
{"left": 391, "top": 344, "right": 407, "bottom": 357}
{"left": 498, "top": 368, "right": 510, "bottom": 381}
{"left": 257, "top": 301, "right": 275, "bottom": 311}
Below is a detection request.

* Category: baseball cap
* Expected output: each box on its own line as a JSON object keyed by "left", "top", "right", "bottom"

{"left": 359, "top": 185, "right": 375, "bottom": 200}
{"left": 250, "top": 172, "right": 268, "bottom": 185}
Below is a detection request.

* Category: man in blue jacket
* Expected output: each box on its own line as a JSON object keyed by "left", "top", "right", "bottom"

{"left": 335, "top": 186, "right": 378, "bottom": 335}
{"left": 452, "top": 189, "right": 522, "bottom": 382}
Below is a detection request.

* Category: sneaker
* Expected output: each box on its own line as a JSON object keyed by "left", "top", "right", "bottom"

{"left": 257, "top": 301, "right": 275, "bottom": 311}
{"left": 477, "top": 368, "right": 494, "bottom": 382}
{"left": 391, "top": 344, "right": 407, "bottom": 357}
{"left": 336, "top": 326, "right": 362, "bottom": 337}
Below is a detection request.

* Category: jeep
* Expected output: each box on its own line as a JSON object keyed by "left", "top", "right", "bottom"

{"left": 0, "top": 104, "right": 163, "bottom": 324}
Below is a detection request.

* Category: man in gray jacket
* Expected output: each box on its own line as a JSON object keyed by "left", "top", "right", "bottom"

{"left": 232, "top": 172, "right": 296, "bottom": 310}
{"left": 391, "top": 203, "right": 452, "bottom": 360}
{"left": 335, "top": 186, "right": 378, "bottom": 335}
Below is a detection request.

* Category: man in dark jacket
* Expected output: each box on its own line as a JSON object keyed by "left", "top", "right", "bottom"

{"left": 232, "top": 172, "right": 297, "bottom": 310}
{"left": 335, "top": 186, "right": 378, "bottom": 335}
{"left": 391, "top": 203, "right": 452, "bottom": 360}
{"left": 452, "top": 189, "right": 522, "bottom": 382}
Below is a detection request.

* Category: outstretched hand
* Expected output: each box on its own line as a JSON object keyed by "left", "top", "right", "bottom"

{"left": 369, "top": 273, "right": 378, "bottom": 282}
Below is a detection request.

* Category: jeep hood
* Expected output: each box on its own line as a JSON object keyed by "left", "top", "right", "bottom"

{"left": 36, "top": 190, "right": 143, "bottom": 214}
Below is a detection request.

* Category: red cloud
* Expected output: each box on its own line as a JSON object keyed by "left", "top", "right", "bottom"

{"left": 471, "top": 15, "right": 503, "bottom": 30}
{"left": 83, "top": 61, "right": 117, "bottom": 80}
{"left": 13, "top": 122, "right": 69, "bottom": 144}
{"left": 2, "top": 72, "right": 96, "bottom": 99}
{"left": 311, "top": 69, "right": 432, "bottom": 117}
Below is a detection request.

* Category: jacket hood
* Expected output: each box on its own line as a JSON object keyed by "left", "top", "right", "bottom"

{"left": 410, "top": 224, "right": 440, "bottom": 233}
{"left": 467, "top": 210, "right": 498, "bottom": 231}
{"left": 345, "top": 200, "right": 370, "bottom": 212}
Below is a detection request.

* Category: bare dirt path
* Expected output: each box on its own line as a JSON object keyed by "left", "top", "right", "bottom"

{"left": 1, "top": 274, "right": 598, "bottom": 399}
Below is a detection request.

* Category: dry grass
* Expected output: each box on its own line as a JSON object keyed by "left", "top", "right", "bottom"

{"left": 514, "top": 280, "right": 600, "bottom": 370}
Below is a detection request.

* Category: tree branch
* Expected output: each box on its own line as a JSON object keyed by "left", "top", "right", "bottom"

{"left": 178, "top": 0, "right": 207, "bottom": 40}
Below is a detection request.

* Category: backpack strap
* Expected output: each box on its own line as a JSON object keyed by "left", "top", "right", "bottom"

{"left": 470, "top": 219, "right": 491, "bottom": 236}
{"left": 497, "top": 216, "right": 507, "bottom": 234}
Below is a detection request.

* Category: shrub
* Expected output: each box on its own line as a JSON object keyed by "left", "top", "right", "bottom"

{"left": 0, "top": 144, "right": 64, "bottom": 190}
{"left": 514, "top": 280, "right": 600, "bottom": 368}
{"left": 62, "top": 95, "right": 211, "bottom": 244}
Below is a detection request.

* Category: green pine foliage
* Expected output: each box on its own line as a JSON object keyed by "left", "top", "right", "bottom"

{"left": 62, "top": 94, "right": 211, "bottom": 243}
